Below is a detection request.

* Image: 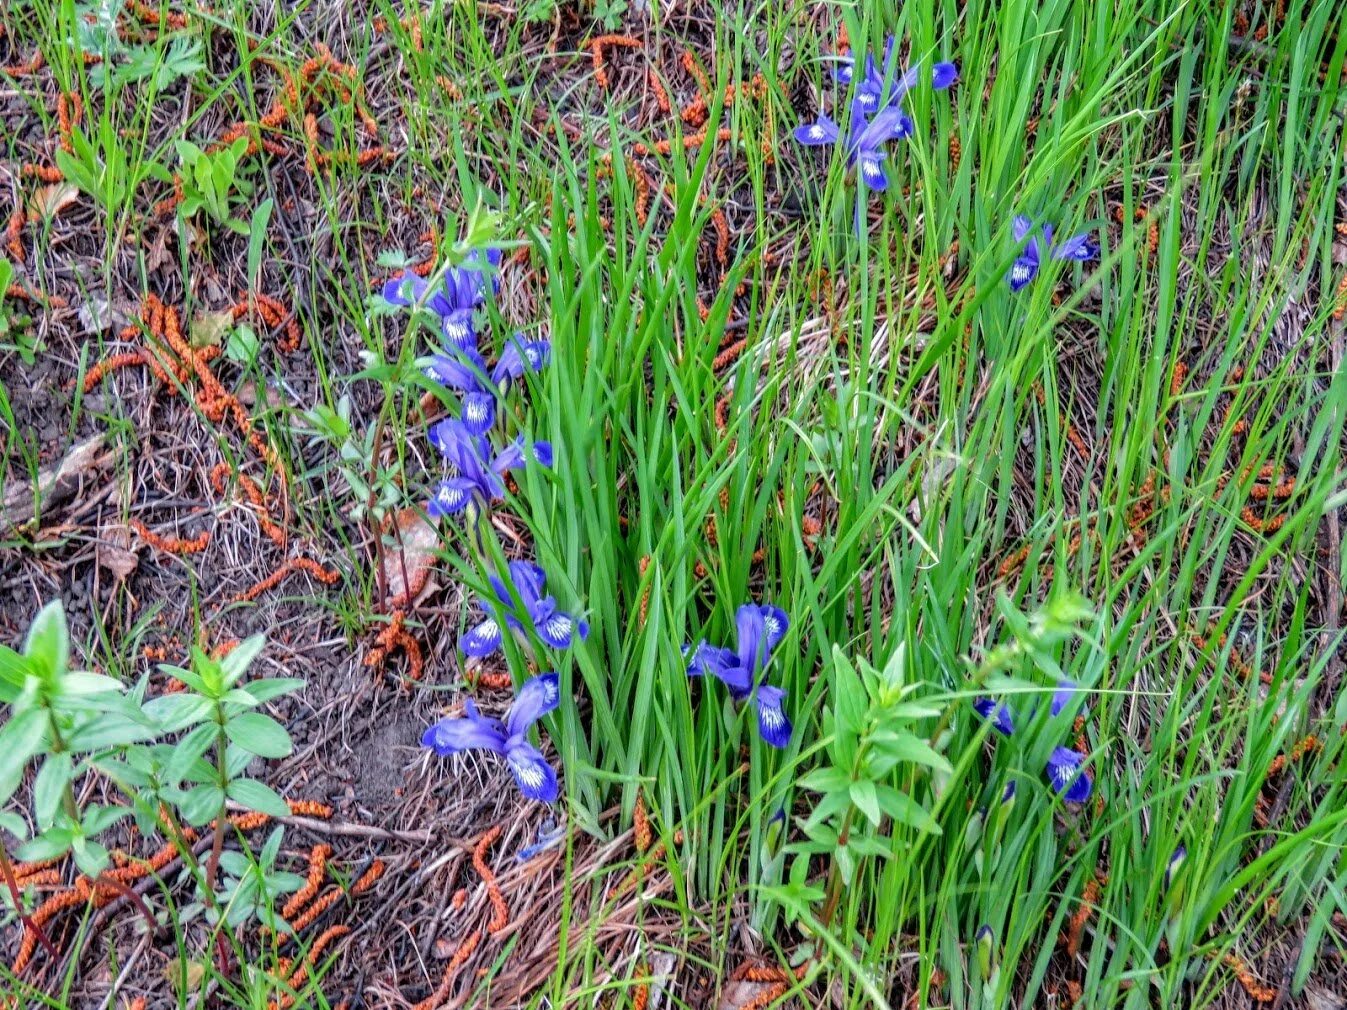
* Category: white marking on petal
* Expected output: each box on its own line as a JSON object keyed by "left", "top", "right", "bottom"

{"left": 544, "top": 615, "right": 572, "bottom": 642}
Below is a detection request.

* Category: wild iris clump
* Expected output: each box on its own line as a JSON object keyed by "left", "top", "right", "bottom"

{"left": 794, "top": 36, "right": 957, "bottom": 195}
{"left": 385, "top": 240, "right": 584, "bottom": 803}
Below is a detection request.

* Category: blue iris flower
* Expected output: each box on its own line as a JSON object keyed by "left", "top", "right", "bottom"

{"left": 973, "top": 679, "right": 1078, "bottom": 736}
{"left": 381, "top": 247, "right": 502, "bottom": 348}
{"left": 1008, "top": 216, "right": 1097, "bottom": 291}
{"left": 685, "top": 603, "right": 792, "bottom": 748}
{"left": 425, "top": 335, "right": 551, "bottom": 436}
{"left": 426, "top": 418, "right": 552, "bottom": 519}
{"left": 460, "top": 560, "right": 589, "bottom": 658}
{"left": 422, "top": 672, "right": 561, "bottom": 802}
{"left": 835, "top": 38, "right": 958, "bottom": 116}
{"left": 796, "top": 39, "right": 957, "bottom": 193}
{"left": 1045, "top": 746, "right": 1092, "bottom": 803}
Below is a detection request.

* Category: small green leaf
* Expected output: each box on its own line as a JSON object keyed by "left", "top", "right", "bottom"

{"left": 226, "top": 778, "right": 291, "bottom": 818}
{"left": 849, "top": 780, "right": 882, "bottom": 827}
{"left": 240, "top": 677, "right": 305, "bottom": 704}
{"left": 0, "top": 708, "right": 49, "bottom": 805}
{"left": 17, "top": 828, "right": 74, "bottom": 862}
{"left": 0, "top": 811, "right": 30, "bottom": 839}
{"left": 33, "top": 753, "right": 73, "bottom": 829}
{"left": 223, "top": 712, "right": 292, "bottom": 759}
{"left": 219, "top": 635, "right": 266, "bottom": 688}
{"left": 179, "top": 783, "right": 225, "bottom": 826}
{"left": 164, "top": 723, "right": 217, "bottom": 786}
{"left": 24, "top": 600, "right": 70, "bottom": 684}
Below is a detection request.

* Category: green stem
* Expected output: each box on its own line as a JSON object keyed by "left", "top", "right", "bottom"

{"left": 203, "top": 708, "right": 229, "bottom": 893}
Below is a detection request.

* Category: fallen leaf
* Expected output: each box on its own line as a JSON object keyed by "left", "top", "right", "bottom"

{"left": 97, "top": 525, "right": 139, "bottom": 582}
{"left": 382, "top": 507, "right": 440, "bottom": 608}
{"left": 1, "top": 434, "right": 109, "bottom": 532}
{"left": 1307, "top": 988, "right": 1347, "bottom": 1010}
{"left": 190, "top": 309, "right": 235, "bottom": 349}
{"left": 27, "top": 183, "right": 80, "bottom": 222}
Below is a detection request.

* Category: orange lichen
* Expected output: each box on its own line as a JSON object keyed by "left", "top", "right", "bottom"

{"left": 473, "top": 826, "right": 509, "bottom": 935}
{"left": 411, "top": 928, "right": 482, "bottom": 1010}
{"left": 233, "top": 292, "right": 303, "bottom": 353}
{"left": 1170, "top": 361, "right": 1187, "bottom": 397}
{"left": 130, "top": 518, "right": 209, "bottom": 555}
{"left": 351, "top": 859, "right": 386, "bottom": 895}
{"left": 633, "top": 791, "right": 652, "bottom": 853}
{"left": 6, "top": 207, "right": 24, "bottom": 263}
{"left": 230, "top": 557, "right": 339, "bottom": 604}
{"left": 210, "top": 462, "right": 287, "bottom": 549}
{"left": 57, "top": 92, "right": 82, "bottom": 155}
{"left": 282, "top": 844, "right": 332, "bottom": 920}
{"left": 1222, "top": 953, "right": 1276, "bottom": 1002}
{"left": 364, "top": 610, "right": 425, "bottom": 682}
{"left": 1064, "top": 877, "right": 1100, "bottom": 957}
{"left": 288, "top": 885, "right": 343, "bottom": 933}
{"left": 637, "top": 555, "right": 652, "bottom": 626}
{"left": 590, "top": 35, "right": 641, "bottom": 89}
{"left": 648, "top": 67, "right": 671, "bottom": 113}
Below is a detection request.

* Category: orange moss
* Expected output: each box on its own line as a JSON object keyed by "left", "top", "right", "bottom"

{"left": 351, "top": 859, "right": 386, "bottom": 895}
{"left": 590, "top": 35, "right": 641, "bottom": 89}
{"left": 364, "top": 610, "right": 425, "bottom": 682}
{"left": 230, "top": 556, "right": 339, "bottom": 604}
{"left": 282, "top": 844, "right": 332, "bottom": 920}
{"left": 633, "top": 791, "right": 652, "bottom": 853}
{"left": 411, "top": 929, "right": 482, "bottom": 1010}
{"left": 473, "top": 826, "right": 509, "bottom": 935}
{"left": 130, "top": 518, "right": 209, "bottom": 555}
{"left": 647, "top": 67, "right": 671, "bottom": 113}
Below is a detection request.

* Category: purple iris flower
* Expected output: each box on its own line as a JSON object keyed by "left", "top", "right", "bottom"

{"left": 835, "top": 38, "right": 958, "bottom": 115}
{"left": 798, "top": 40, "right": 957, "bottom": 192}
{"left": 685, "top": 603, "right": 792, "bottom": 748}
{"left": 1165, "top": 845, "right": 1186, "bottom": 890}
{"left": 1045, "top": 746, "right": 1092, "bottom": 803}
{"left": 460, "top": 560, "right": 589, "bottom": 657}
{"left": 426, "top": 418, "right": 552, "bottom": 519}
{"left": 425, "top": 335, "right": 551, "bottom": 436}
{"left": 1008, "top": 216, "right": 1097, "bottom": 291}
{"left": 382, "top": 248, "right": 502, "bottom": 348}
{"left": 973, "top": 679, "right": 1078, "bottom": 735}
{"left": 422, "top": 672, "right": 561, "bottom": 801}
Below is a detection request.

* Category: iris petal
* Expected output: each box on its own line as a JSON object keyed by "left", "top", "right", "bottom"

{"left": 462, "top": 391, "right": 497, "bottom": 435}
{"left": 931, "top": 62, "right": 959, "bottom": 89}
{"left": 1046, "top": 747, "right": 1092, "bottom": 803}
{"left": 858, "top": 153, "right": 888, "bottom": 191}
{"left": 427, "top": 477, "right": 477, "bottom": 518}
{"left": 461, "top": 618, "right": 504, "bottom": 658}
{"left": 755, "top": 685, "right": 792, "bottom": 748}
{"left": 973, "top": 697, "right": 1015, "bottom": 735}
{"left": 505, "top": 741, "right": 559, "bottom": 802}
{"left": 793, "top": 115, "right": 840, "bottom": 147}
{"left": 535, "top": 610, "right": 584, "bottom": 649}
{"left": 421, "top": 711, "right": 507, "bottom": 756}
{"left": 1051, "top": 233, "right": 1098, "bottom": 262}
{"left": 507, "top": 672, "right": 561, "bottom": 735}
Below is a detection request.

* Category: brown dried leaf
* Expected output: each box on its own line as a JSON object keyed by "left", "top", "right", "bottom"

{"left": 27, "top": 183, "right": 80, "bottom": 222}
{"left": 97, "top": 525, "right": 139, "bottom": 582}
{"left": 382, "top": 507, "right": 440, "bottom": 608}
{"left": 190, "top": 309, "right": 235, "bottom": 349}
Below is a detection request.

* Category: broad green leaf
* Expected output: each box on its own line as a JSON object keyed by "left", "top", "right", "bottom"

{"left": 226, "top": 778, "right": 291, "bottom": 818}
{"left": 0, "top": 708, "right": 49, "bottom": 805}
{"left": 143, "top": 693, "right": 215, "bottom": 732}
{"left": 876, "top": 785, "right": 941, "bottom": 835}
{"left": 0, "top": 811, "right": 29, "bottom": 839}
{"left": 223, "top": 713, "right": 292, "bottom": 759}
{"left": 17, "top": 828, "right": 74, "bottom": 862}
{"left": 179, "top": 783, "right": 225, "bottom": 826}
{"left": 23, "top": 600, "right": 70, "bottom": 684}
{"left": 849, "top": 780, "right": 883, "bottom": 827}
{"left": 219, "top": 635, "right": 266, "bottom": 688}
{"left": 164, "top": 723, "right": 217, "bottom": 786}
{"left": 33, "top": 752, "right": 73, "bottom": 829}
{"left": 240, "top": 678, "right": 305, "bottom": 704}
